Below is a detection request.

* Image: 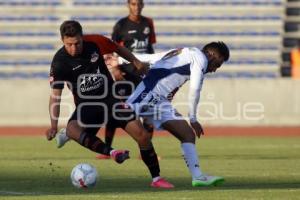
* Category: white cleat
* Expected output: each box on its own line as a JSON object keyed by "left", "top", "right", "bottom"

{"left": 55, "top": 128, "right": 70, "bottom": 148}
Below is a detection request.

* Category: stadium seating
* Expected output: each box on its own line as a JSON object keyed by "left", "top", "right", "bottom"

{"left": 281, "top": 0, "right": 300, "bottom": 76}
{"left": 0, "top": 0, "right": 285, "bottom": 78}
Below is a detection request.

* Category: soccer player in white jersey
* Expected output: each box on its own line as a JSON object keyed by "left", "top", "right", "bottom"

{"left": 56, "top": 41, "right": 230, "bottom": 187}
{"left": 122, "top": 41, "right": 230, "bottom": 187}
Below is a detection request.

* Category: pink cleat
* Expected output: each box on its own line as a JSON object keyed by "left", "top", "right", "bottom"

{"left": 111, "top": 150, "right": 130, "bottom": 164}
{"left": 96, "top": 154, "right": 111, "bottom": 159}
{"left": 151, "top": 178, "right": 174, "bottom": 189}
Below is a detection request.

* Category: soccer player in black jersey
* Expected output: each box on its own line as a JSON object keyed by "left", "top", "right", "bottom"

{"left": 96, "top": 0, "right": 157, "bottom": 159}
{"left": 112, "top": 0, "right": 156, "bottom": 54}
{"left": 45, "top": 20, "right": 173, "bottom": 188}
{"left": 110, "top": 0, "right": 155, "bottom": 84}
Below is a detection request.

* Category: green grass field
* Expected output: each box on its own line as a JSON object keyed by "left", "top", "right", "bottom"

{"left": 0, "top": 135, "right": 299, "bottom": 200}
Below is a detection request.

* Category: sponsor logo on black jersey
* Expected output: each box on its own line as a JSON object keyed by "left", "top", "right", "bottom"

{"left": 143, "top": 27, "right": 150, "bottom": 35}
{"left": 128, "top": 30, "right": 137, "bottom": 34}
{"left": 79, "top": 68, "right": 104, "bottom": 93}
{"left": 131, "top": 38, "right": 149, "bottom": 53}
{"left": 117, "top": 88, "right": 126, "bottom": 96}
{"left": 72, "top": 65, "right": 82, "bottom": 71}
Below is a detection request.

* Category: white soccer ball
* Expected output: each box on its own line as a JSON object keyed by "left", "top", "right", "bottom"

{"left": 70, "top": 163, "right": 98, "bottom": 188}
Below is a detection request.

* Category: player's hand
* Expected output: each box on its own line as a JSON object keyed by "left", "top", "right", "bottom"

{"left": 190, "top": 121, "right": 204, "bottom": 138}
{"left": 104, "top": 54, "right": 119, "bottom": 69}
{"left": 133, "top": 60, "right": 150, "bottom": 76}
{"left": 137, "top": 62, "right": 150, "bottom": 76}
{"left": 110, "top": 68, "right": 126, "bottom": 81}
{"left": 45, "top": 127, "right": 57, "bottom": 141}
{"left": 104, "top": 54, "right": 126, "bottom": 81}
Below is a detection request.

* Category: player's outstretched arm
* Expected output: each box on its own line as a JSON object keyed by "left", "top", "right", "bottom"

{"left": 46, "top": 88, "right": 62, "bottom": 140}
{"left": 115, "top": 45, "right": 149, "bottom": 75}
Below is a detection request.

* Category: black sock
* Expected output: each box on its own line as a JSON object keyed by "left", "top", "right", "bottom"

{"left": 104, "top": 128, "right": 116, "bottom": 147}
{"left": 140, "top": 146, "right": 160, "bottom": 178}
{"left": 105, "top": 136, "right": 113, "bottom": 148}
{"left": 79, "top": 132, "right": 112, "bottom": 155}
{"left": 105, "top": 121, "right": 117, "bottom": 147}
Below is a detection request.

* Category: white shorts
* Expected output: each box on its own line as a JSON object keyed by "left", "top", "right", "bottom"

{"left": 126, "top": 89, "right": 184, "bottom": 129}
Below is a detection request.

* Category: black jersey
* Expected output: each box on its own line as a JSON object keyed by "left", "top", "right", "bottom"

{"left": 113, "top": 63, "right": 143, "bottom": 99}
{"left": 112, "top": 16, "right": 156, "bottom": 54}
{"left": 50, "top": 41, "right": 116, "bottom": 105}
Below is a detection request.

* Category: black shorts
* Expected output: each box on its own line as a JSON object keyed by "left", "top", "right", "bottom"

{"left": 106, "top": 115, "right": 154, "bottom": 133}
{"left": 68, "top": 102, "right": 136, "bottom": 135}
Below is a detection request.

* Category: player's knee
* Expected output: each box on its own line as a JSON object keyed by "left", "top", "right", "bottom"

{"left": 143, "top": 121, "right": 154, "bottom": 133}
{"left": 136, "top": 130, "right": 151, "bottom": 146}
{"left": 138, "top": 134, "right": 151, "bottom": 146}
{"left": 181, "top": 133, "right": 195, "bottom": 143}
{"left": 66, "top": 121, "right": 80, "bottom": 141}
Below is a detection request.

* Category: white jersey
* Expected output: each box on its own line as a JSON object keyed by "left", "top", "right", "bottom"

{"left": 119, "top": 50, "right": 172, "bottom": 65}
{"left": 126, "top": 47, "right": 208, "bottom": 122}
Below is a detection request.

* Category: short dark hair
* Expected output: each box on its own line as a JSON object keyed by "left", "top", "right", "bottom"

{"left": 128, "top": 0, "right": 143, "bottom": 3}
{"left": 60, "top": 20, "right": 83, "bottom": 38}
{"left": 202, "top": 41, "right": 230, "bottom": 61}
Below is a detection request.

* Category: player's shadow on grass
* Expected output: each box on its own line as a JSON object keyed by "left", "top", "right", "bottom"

{"left": 201, "top": 154, "right": 300, "bottom": 160}
{"left": 218, "top": 177, "right": 300, "bottom": 191}
{"left": 65, "top": 177, "right": 300, "bottom": 194}
{"left": 1, "top": 175, "right": 300, "bottom": 197}
{"left": 0, "top": 175, "right": 196, "bottom": 196}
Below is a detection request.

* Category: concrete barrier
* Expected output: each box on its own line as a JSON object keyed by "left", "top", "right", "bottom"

{"left": 1, "top": 78, "right": 299, "bottom": 126}
{"left": 173, "top": 78, "right": 300, "bottom": 126}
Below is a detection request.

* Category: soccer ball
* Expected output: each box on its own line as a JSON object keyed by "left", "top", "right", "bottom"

{"left": 70, "top": 163, "right": 98, "bottom": 188}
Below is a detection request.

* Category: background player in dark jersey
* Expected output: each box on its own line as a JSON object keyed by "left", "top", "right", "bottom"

{"left": 96, "top": 0, "right": 157, "bottom": 159}
{"left": 112, "top": 0, "right": 156, "bottom": 54}
{"left": 46, "top": 20, "right": 173, "bottom": 188}
{"left": 110, "top": 0, "right": 155, "bottom": 85}
{"left": 110, "top": 0, "right": 156, "bottom": 88}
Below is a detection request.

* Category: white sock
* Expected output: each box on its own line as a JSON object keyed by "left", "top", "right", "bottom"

{"left": 152, "top": 176, "right": 161, "bottom": 182}
{"left": 109, "top": 149, "right": 116, "bottom": 156}
{"left": 181, "top": 143, "right": 202, "bottom": 180}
